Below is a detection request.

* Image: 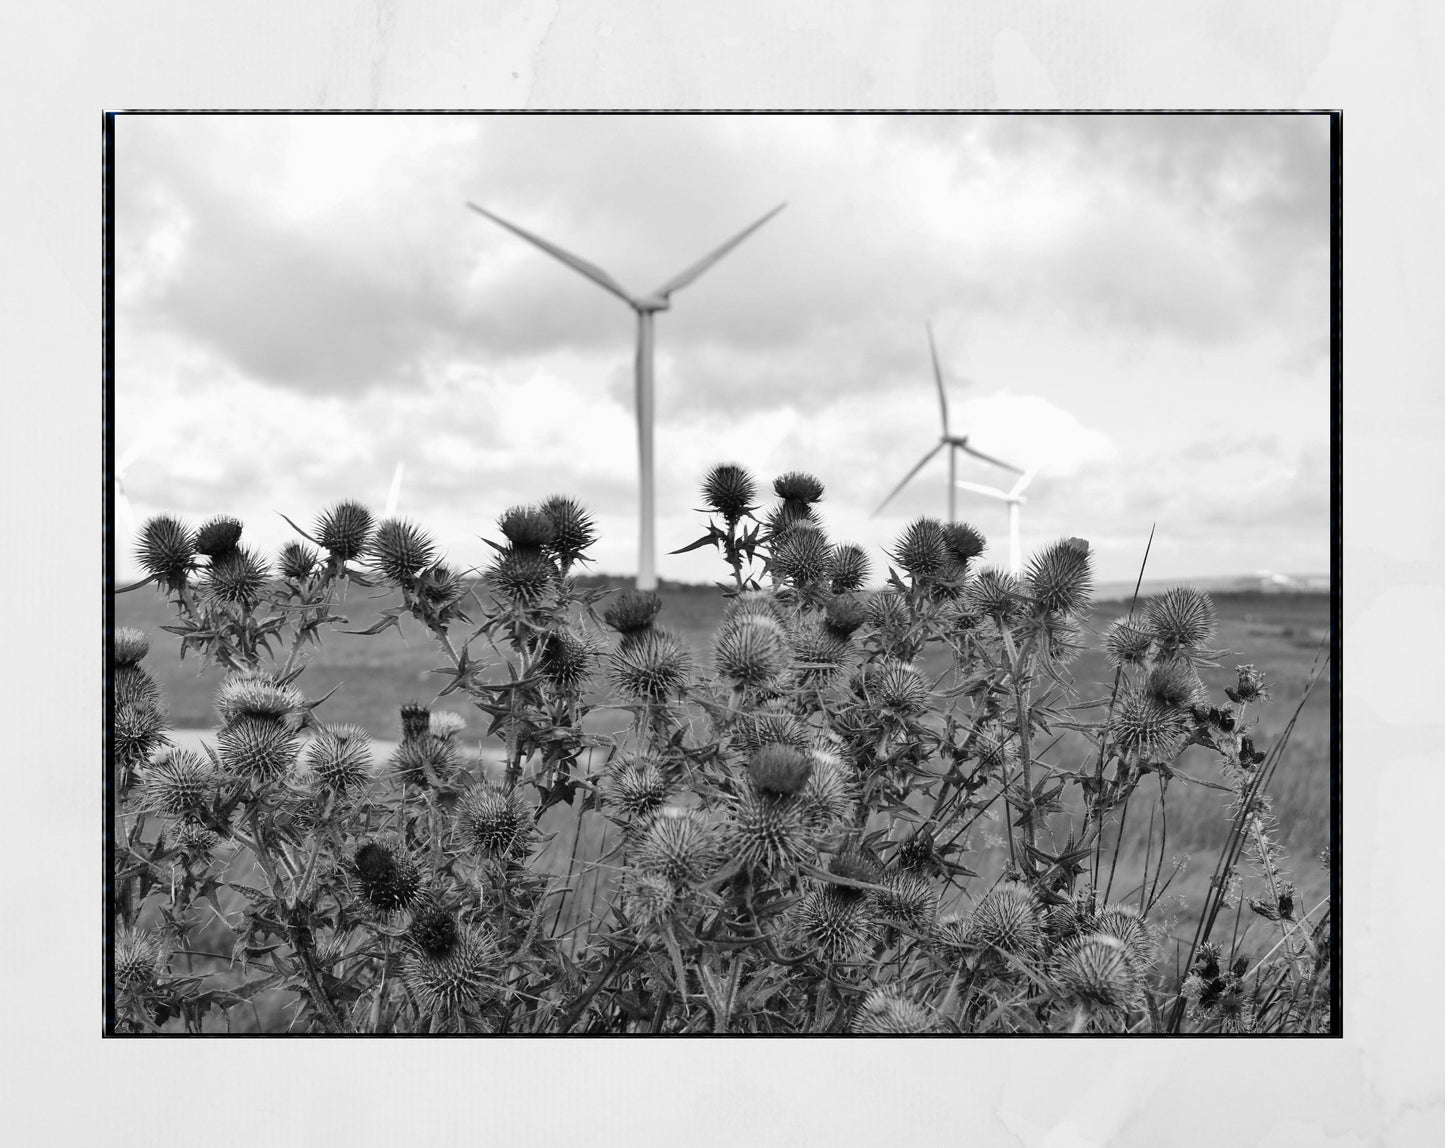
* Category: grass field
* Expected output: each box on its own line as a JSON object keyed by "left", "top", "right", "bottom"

{"left": 115, "top": 577, "right": 1333, "bottom": 1028}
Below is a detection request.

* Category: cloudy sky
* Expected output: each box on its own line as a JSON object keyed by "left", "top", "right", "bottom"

{"left": 114, "top": 113, "right": 1330, "bottom": 587}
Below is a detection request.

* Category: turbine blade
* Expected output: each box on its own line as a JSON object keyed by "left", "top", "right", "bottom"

{"left": 115, "top": 478, "right": 137, "bottom": 536}
{"left": 384, "top": 462, "right": 406, "bottom": 519}
{"left": 960, "top": 443, "right": 1025, "bottom": 475}
{"left": 871, "top": 441, "right": 946, "bottom": 517}
{"left": 466, "top": 203, "right": 637, "bottom": 306}
{"left": 117, "top": 438, "right": 151, "bottom": 474}
{"left": 926, "top": 322, "right": 949, "bottom": 437}
{"left": 649, "top": 203, "right": 787, "bottom": 299}
{"left": 955, "top": 479, "right": 1010, "bottom": 501}
{"left": 1009, "top": 467, "right": 1039, "bottom": 497}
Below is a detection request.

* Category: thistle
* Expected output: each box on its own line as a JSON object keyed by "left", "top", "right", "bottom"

{"left": 1094, "top": 903, "right": 1157, "bottom": 973}
{"left": 829, "top": 544, "right": 871, "bottom": 594}
{"left": 214, "top": 675, "right": 303, "bottom": 728}
{"left": 729, "top": 787, "right": 813, "bottom": 873}
{"left": 539, "top": 495, "right": 596, "bottom": 565}
{"left": 115, "top": 702, "right": 170, "bottom": 788}
{"left": 967, "top": 881, "right": 1045, "bottom": 962}
{"left": 701, "top": 463, "right": 757, "bottom": 521}
{"left": 369, "top": 519, "right": 436, "bottom": 586}
{"left": 278, "top": 540, "right": 319, "bottom": 580}
{"left": 772, "top": 525, "right": 833, "bottom": 587}
{"left": 875, "top": 871, "right": 939, "bottom": 930}
{"left": 790, "top": 622, "right": 851, "bottom": 684}
{"left": 714, "top": 616, "right": 787, "bottom": 689}
{"left": 891, "top": 516, "right": 949, "bottom": 579}
{"left": 304, "top": 724, "right": 374, "bottom": 795}
{"left": 823, "top": 593, "right": 868, "bottom": 639}
{"left": 390, "top": 736, "right": 459, "bottom": 789}
{"left": 352, "top": 838, "right": 421, "bottom": 912}
{"left": 114, "top": 926, "right": 168, "bottom": 995}
{"left": 315, "top": 500, "right": 374, "bottom": 562}
{"left": 488, "top": 549, "right": 558, "bottom": 607}
{"left": 865, "top": 657, "right": 930, "bottom": 715}
{"left": 538, "top": 628, "right": 597, "bottom": 695}
{"left": 773, "top": 471, "right": 824, "bottom": 505}
{"left": 113, "top": 627, "right": 150, "bottom": 668}
{"left": 1056, "top": 934, "right": 1143, "bottom": 1023}
{"left": 748, "top": 744, "right": 813, "bottom": 797}
{"left": 603, "top": 589, "right": 662, "bottom": 640}
{"left": 941, "top": 522, "right": 986, "bottom": 565}
{"left": 204, "top": 546, "right": 270, "bottom": 606}
{"left": 403, "top": 906, "right": 501, "bottom": 1015}
{"left": 610, "top": 758, "right": 670, "bottom": 821}
{"left": 1227, "top": 664, "right": 1271, "bottom": 705}
{"left": 136, "top": 747, "right": 216, "bottom": 819}
{"left": 429, "top": 711, "right": 467, "bottom": 742}
{"left": 852, "top": 987, "right": 935, "bottom": 1034}
{"left": 799, "top": 748, "right": 857, "bottom": 828}
{"left": 399, "top": 701, "right": 432, "bottom": 744}
{"left": 217, "top": 716, "right": 300, "bottom": 781}
{"left": 1145, "top": 660, "right": 1206, "bottom": 711}
{"left": 1103, "top": 617, "right": 1153, "bottom": 668}
{"left": 1026, "top": 537, "right": 1093, "bottom": 615}
{"left": 608, "top": 629, "right": 692, "bottom": 702}
{"left": 1114, "top": 689, "right": 1187, "bottom": 763}
{"left": 136, "top": 514, "right": 195, "bottom": 589}
{"left": 737, "top": 706, "right": 810, "bottom": 754}
{"left": 458, "top": 783, "right": 533, "bottom": 861}
{"left": 635, "top": 806, "right": 718, "bottom": 886}
{"left": 1145, "top": 586, "right": 1217, "bottom": 654}
{"left": 964, "top": 567, "right": 1026, "bottom": 623}
{"left": 114, "top": 662, "right": 162, "bottom": 711}
{"left": 193, "top": 515, "right": 244, "bottom": 560}
{"left": 794, "top": 884, "right": 876, "bottom": 963}
{"left": 621, "top": 871, "right": 679, "bottom": 930}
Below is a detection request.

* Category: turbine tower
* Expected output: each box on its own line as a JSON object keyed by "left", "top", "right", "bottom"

{"left": 467, "top": 201, "right": 786, "bottom": 591}
{"left": 955, "top": 468, "right": 1039, "bottom": 575}
{"left": 872, "top": 323, "right": 1023, "bottom": 521}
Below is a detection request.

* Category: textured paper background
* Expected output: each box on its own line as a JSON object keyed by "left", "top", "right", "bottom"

{"left": 3, "top": 2, "right": 1439, "bottom": 1143}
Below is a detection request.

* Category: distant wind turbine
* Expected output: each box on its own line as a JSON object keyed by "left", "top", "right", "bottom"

{"left": 955, "top": 468, "right": 1039, "bottom": 575}
{"left": 114, "top": 438, "right": 152, "bottom": 538}
{"left": 467, "top": 200, "right": 787, "bottom": 591}
{"left": 383, "top": 461, "right": 405, "bottom": 519}
{"left": 872, "top": 323, "right": 1024, "bottom": 521}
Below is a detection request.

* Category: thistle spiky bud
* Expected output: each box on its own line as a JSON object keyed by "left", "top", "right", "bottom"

{"left": 853, "top": 987, "right": 936, "bottom": 1034}
{"left": 114, "top": 663, "right": 162, "bottom": 711}
{"left": 791, "top": 623, "right": 851, "bottom": 684}
{"left": 217, "top": 716, "right": 299, "bottom": 781}
{"left": 798, "top": 748, "right": 856, "bottom": 828}
{"left": 829, "top": 543, "right": 871, "bottom": 593}
{"left": 1145, "top": 660, "right": 1206, "bottom": 710}
{"left": 764, "top": 500, "right": 818, "bottom": 547}
{"left": 539, "top": 495, "right": 596, "bottom": 563}
{"left": 403, "top": 907, "right": 500, "bottom": 1014}
{"left": 352, "top": 838, "right": 421, "bottom": 912}
{"left": 1145, "top": 586, "right": 1217, "bottom": 653}
{"left": 714, "top": 615, "right": 787, "bottom": 689}
{"left": 942, "top": 522, "right": 986, "bottom": 564}
{"left": 875, "top": 871, "right": 939, "bottom": 930}
{"left": 729, "top": 787, "right": 813, "bottom": 873}
{"left": 214, "top": 675, "right": 303, "bottom": 728}
{"left": 193, "top": 515, "right": 243, "bottom": 560}
{"left": 795, "top": 884, "right": 876, "bottom": 962}
{"left": 137, "top": 747, "right": 216, "bottom": 819}
{"left": 1226, "top": 664, "right": 1271, "bottom": 705}
{"left": 498, "top": 505, "right": 556, "bottom": 551}
{"left": 278, "top": 540, "right": 319, "bottom": 580}
{"left": 205, "top": 546, "right": 271, "bottom": 605}
{"left": 429, "top": 711, "right": 466, "bottom": 742}
{"left": 1056, "top": 933, "right": 1142, "bottom": 1020}
{"left": 748, "top": 744, "right": 813, "bottom": 797}
{"left": 414, "top": 562, "right": 468, "bottom": 626}
{"left": 369, "top": 519, "right": 436, "bottom": 585}
{"left": 113, "top": 627, "right": 151, "bottom": 667}
{"left": 390, "top": 736, "right": 459, "bottom": 789}
{"left": 867, "top": 588, "right": 912, "bottom": 635}
{"left": 1094, "top": 903, "right": 1156, "bottom": 972}
{"left": 611, "top": 758, "right": 670, "bottom": 821}
{"left": 773, "top": 471, "right": 824, "bottom": 504}
{"left": 1115, "top": 689, "right": 1187, "bottom": 762}
{"left": 316, "top": 501, "right": 373, "bottom": 561}
{"left": 115, "top": 927, "right": 168, "bottom": 994}
{"left": 773, "top": 525, "right": 833, "bottom": 587}
{"left": 1103, "top": 617, "right": 1153, "bottom": 668}
{"left": 866, "top": 658, "right": 930, "bottom": 714}
{"left": 304, "top": 724, "right": 374, "bottom": 795}
{"left": 608, "top": 629, "right": 692, "bottom": 701}
{"left": 399, "top": 701, "right": 431, "bottom": 744}
{"left": 964, "top": 567, "right": 1026, "bottom": 622}
{"left": 967, "top": 881, "right": 1045, "bottom": 961}
{"left": 891, "top": 517, "right": 949, "bottom": 579}
{"left": 621, "top": 871, "right": 679, "bottom": 929}
{"left": 115, "top": 702, "right": 170, "bottom": 787}
{"left": 739, "top": 705, "right": 812, "bottom": 754}
{"left": 136, "top": 515, "right": 195, "bottom": 588}
{"left": 823, "top": 593, "right": 869, "bottom": 639}
{"left": 1026, "top": 537, "right": 1093, "bottom": 615}
{"left": 701, "top": 463, "right": 757, "bottom": 520}
{"left": 538, "top": 629, "right": 597, "bottom": 695}
{"left": 488, "top": 548, "right": 558, "bottom": 607}
{"left": 603, "top": 589, "right": 662, "bottom": 638}
{"left": 635, "top": 806, "right": 718, "bottom": 886}
{"left": 827, "top": 850, "right": 883, "bottom": 900}
{"left": 458, "top": 784, "right": 533, "bottom": 861}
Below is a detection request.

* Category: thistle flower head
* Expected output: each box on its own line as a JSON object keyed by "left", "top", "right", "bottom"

{"left": 304, "top": 724, "right": 374, "bottom": 795}
{"left": 136, "top": 515, "right": 195, "bottom": 587}
{"left": 390, "top": 736, "right": 459, "bottom": 788}
{"left": 968, "top": 881, "right": 1045, "bottom": 961}
{"left": 714, "top": 615, "right": 787, "bottom": 689}
{"left": 1103, "top": 617, "right": 1154, "bottom": 668}
{"left": 1227, "top": 664, "right": 1272, "bottom": 705}
{"left": 352, "top": 838, "right": 421, "bottom": 912}
{"left": 964, "top": 567, "right": 1026, "bottom": 622}
{"left": 608, "top": 628, "right": 692, "bottom": 701}
{"left": 316, "top": 500, "right": 374, "bottom": 561}
{"left": 729, "top": 787, "right": 813, "bottom": 873}
{"left": 539, "top": 495, "right": 596, "bottom": 562}
{"left": 403, "top": 908, "right": 500, "bottom": 1014}
{"left": 214, "top": 675, "right": 303, "bottom": 727}
{"left": 795, "top": 884, "right": 875, "bottom": 963}
{"left": 217, "top": 716, "right": 300, "bottom": 781}
{"left": 891, "top": 517, "right": 949, "bottom": 579}
{"left": 137, "top": 748, "right": 216, "bottom": 819}
{"left": 369, "top": 518, "right": 436, "bottom": 585}
{"left": 414, "top": 562, "right": 469, "bottom": 625}
{"left": 538, "top": 628, "right": 597, "bottom": 695}
{"left": 853, "top": 987, "right": 936, "bottom": 1034}
{"left": 488, "top": 548, "right": 558, "bottom": 607}
{"left": 823, "top": 593, "right": 869, "bottom": 638}
{"left": 114, "top": 663, "right": 162, "bottom": 711}
{"left": 1056, "top": 934, "right": 1142, "bottom": 1018}
{"left": 498, "top": 505, "right": 557, "bottom": 551}
{"left": 748, "top": 744, "right": 813, "bottom": 797}
{"left": 701, "top": 463, "right": 757, "bottom": 520}
{"left": 1145, "top": 586, "right": 1217, "bottom": 653}
{"left": 278, "top": 540, "right": 319, "bottom": 580}
{"left": 1115, "top": 689, "right": 1187, "bottom": 762}
{"left": 773, "top": 471, "right": 824, "bottom": 504}
{"left": 827, "top": 850, "right": 883, "bottom": 900}
{"left": 399, "top": 701, "right": 431, "bottom": 744}
{"left": 763, "top": 500, "right": 818, "bottom": 545}
{"left": 829, "top": 543, "right": 871, "bottom": 593}
{"left": 1094, "top": 903, "right": 1156, "bottom": 972}
{"left": 875, "top": 871, "right": 939, "bottom": 930}
{"left": 193, "top": 515, "right": 244, "bottom": 559}
{"left": 603, "top": 589, "right": 662, "bottom": 637}
{"left": 866, "top": 588, "right": 912, "bottom": 635}
{"left": 973, "top": 724, "right": 1017, "bottom": 776}
{"left": 458, "top": 783, "right": 533, "bottom": 861}
{"left": 867, "top": 658, "right": 930, "bottom": 714}
{"left": 171, "top": 821, "right": 220, "bottom": 860}
{"left": 115, "top": 927, "right": 168, "bottom": 994}
{"left": 113, "top": 627, "right": 151, "bottom": 667}
{"left": 635, "top": 806, "right": 718, "bottom": 886}
{"left": 1026, "top": 537, "right": 1093, "bottom": 614}
{"left": 772, "top": 525, "right": 833, "bottom": 587}
{"left": 1145, "top": 660, "right": 1206, "bottom": 710}
{"left": 610, "top": 758, "right": 670, "bottom": 821}
{"left": 429, "top": 711, "right": 466, "bottom": 742}
{"left": 942, "top": 522, "right": 986, "bottom": 564}
{"left": 621, "top": 871, "right": 679, "bottom": 930}
{"left": 798, "top": 748, "right": 857, "bottom": 828}
{"left": 115, "top": 701, "right": 170, "bottom": 784}
{"left": 204, "top": 547, "right": 271, "bottom": 606}
{"left": 790, "top": 623, "right": 851, "bottom": 684}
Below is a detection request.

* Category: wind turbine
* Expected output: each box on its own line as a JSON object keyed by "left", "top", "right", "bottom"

{"left": 383, "top": 461, "right": 405, "bottom": 519}
{"left": 114, "top": 437, "right": 152, "bottom": 538}
{"left": 467, "top": 200, "right": 787, "bottom": 591}
{"left": 872, "top": 323, "right": 1024, "bottom": 521}
{"left": 955, "top": 468, "right": 1039, "bottom": 575}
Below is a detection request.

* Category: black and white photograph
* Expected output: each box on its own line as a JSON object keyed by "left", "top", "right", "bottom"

{"left": 107, "top": 111, "right": 1336, "bottom": 1037}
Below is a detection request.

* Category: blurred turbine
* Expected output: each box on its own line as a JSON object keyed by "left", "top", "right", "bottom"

{"left": 955, "top": 468, "right": 1039, "bottom": 575}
